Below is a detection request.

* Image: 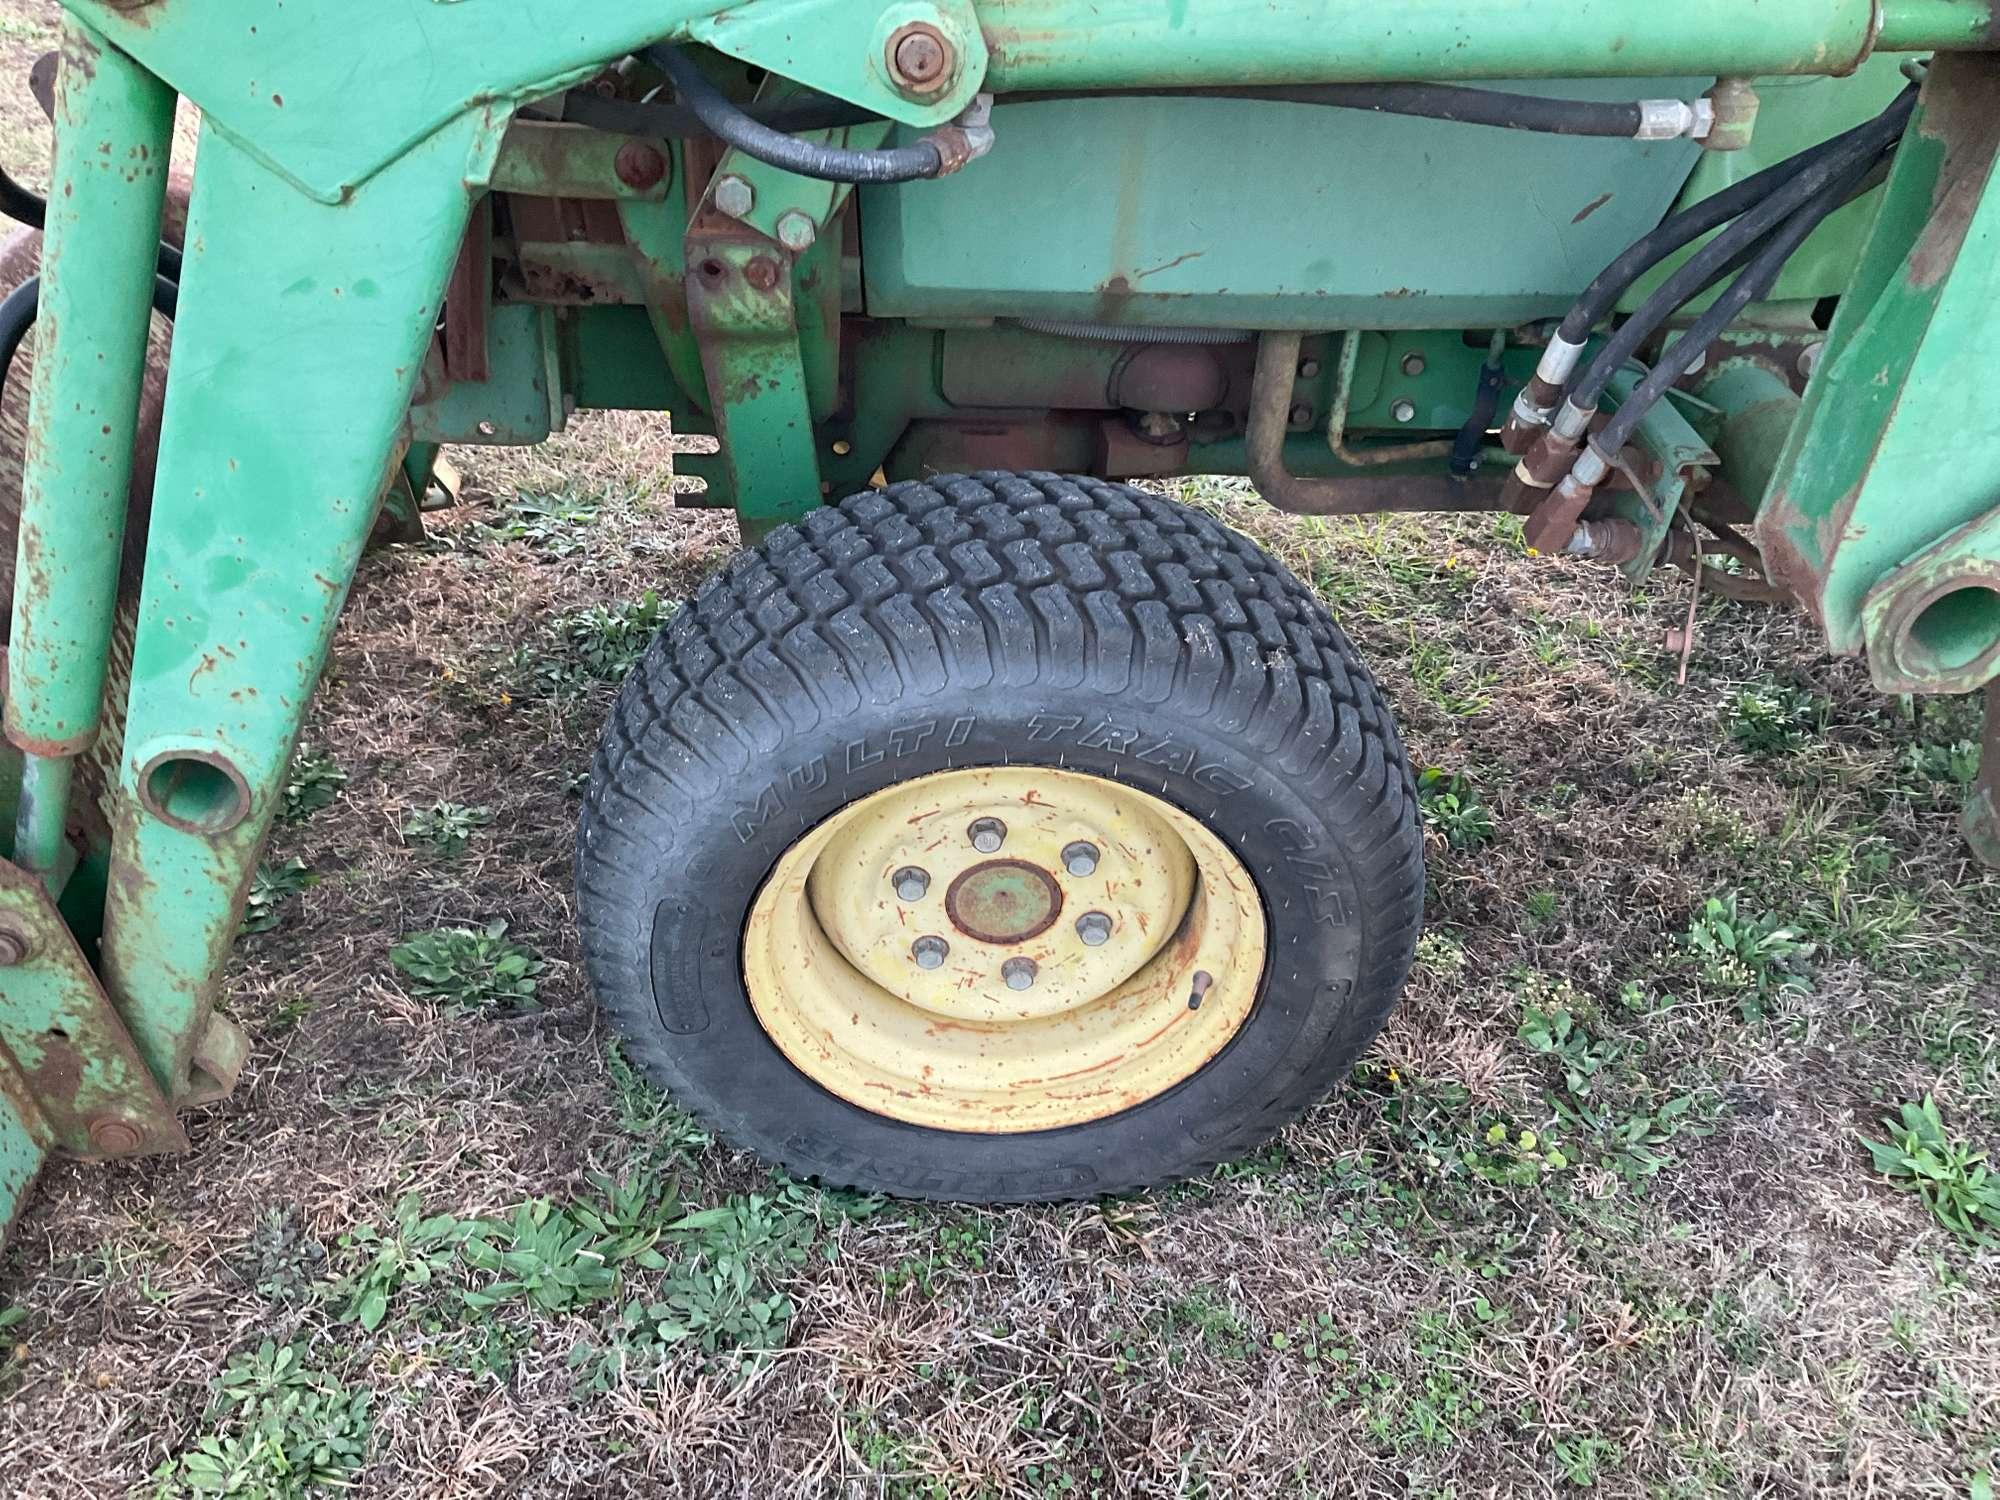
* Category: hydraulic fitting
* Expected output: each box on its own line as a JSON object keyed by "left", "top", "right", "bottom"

{"left": 1500, "top": 397, "right": 1592, "bottom": 514}
{"left": 1523, "top": 441, "right": 1613, "bottom": 555}
{"left": 1702, "top": 79, "right": 1760, "bottom": 153}
{"left": 1636, "top": 97, "right": 1717, "bottom": 142}
{"left": 1499, "top": 332, "right": 1589, "bottom": 454}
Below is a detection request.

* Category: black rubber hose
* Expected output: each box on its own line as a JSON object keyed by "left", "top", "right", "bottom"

{"left": 0, "top": 271, "right": 178, "bottom": 402}
{"left": 0, "top": 274, "right": 38, "bottom": 395}
{"left": 1593, "top": 154, "right": 1882, "bottom": 460}
{"left": 0, "top": 165, "right": 44, "bottom": 230}
{"left": 644, "top": 44, "right": 946, "bottom": 183}
{"left": 1566, "top": 93, "right": 1912, "bottom": 412}
{"left": 572, "top": 78, "right": 1685, "bottom": 144}
{"left": 1555, "top": 88, "right": 1912, "bottom": 345}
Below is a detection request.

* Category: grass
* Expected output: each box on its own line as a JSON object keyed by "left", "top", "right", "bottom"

{"left": 0, "top": 12, "right": 1997, "bottom": 1487}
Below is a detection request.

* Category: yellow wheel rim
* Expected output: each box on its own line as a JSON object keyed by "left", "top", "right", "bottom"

{"left": 742, "top": 766, "right": 1267, "bottom": 1133}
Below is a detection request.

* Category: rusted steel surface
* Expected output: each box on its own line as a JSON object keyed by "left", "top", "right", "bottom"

{"left": 441, "top": 198, "right": 493, "bottom": 385}
{"left": 0, "top": 857, "right": 186, "bottom": 1160}
{"left": 945, "top": 859, "right": 1065, "bottom": 945}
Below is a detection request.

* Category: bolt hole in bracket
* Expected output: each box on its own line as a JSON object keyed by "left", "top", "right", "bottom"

{"left": 137, "top": 747, "right": 254, "bottom": 836}
{"left": 1861, "top": 504, "right": 2000, "bottom": 695}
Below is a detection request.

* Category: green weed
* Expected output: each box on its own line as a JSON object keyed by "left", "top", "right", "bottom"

{"left": 153, "top": 1341, "right": 372, "bottom": 1498}
{"left": 1417, "top": 768, "right": 1496, "bottom": 850}
{"left": 1682, "top": 893, "right": 1815, "bottom": 1017}
{"left": 332, "top": 1194, "right": 479, "bottom": 1331}
{"left": 554, "top": 591, "right": 674, "bottom": 683}
{"left": 482, "top": 491, "right": 602, "bottom": 557}
{"left": 1726, "top": 683, "right": 1828, "bottom": 757}
{"left": 1861, "top": 1096, "right": 2000, "bottom": 1245}
{"left": 390, "top": 921, "right": 544, "bottom": 1013}
{"left": 279, "top": 748, "right": 346, "bottom": 824}
{"left": 242, "top": 858, "right": 314, "bottom": 935}
{"left": 400, "top": 800, "right": 493, "bottom": 858}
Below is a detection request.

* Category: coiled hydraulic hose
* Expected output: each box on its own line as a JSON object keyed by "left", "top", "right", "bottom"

{"left": 643, "top": 44, "right": 955, "bottom": 183}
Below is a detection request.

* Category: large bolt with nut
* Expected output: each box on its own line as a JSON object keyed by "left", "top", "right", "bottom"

{"left": 0, "top": 924, "right": 31, "bottom": 967}
{"left": 614, "top": 140, "right": 669, "bottom": 192}
{"left": 88, "top": 1116, "right": 145, "bottom": 1155}
{"left": 712, "top": 173, "right": 755, "bottom": 219}
{"left": 887, "top": 23, "right": 954, "bottom": 96}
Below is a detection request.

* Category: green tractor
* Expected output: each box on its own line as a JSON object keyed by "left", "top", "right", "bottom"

{"left": 2, "top": 0, "right": 1998, "bottom": 1227}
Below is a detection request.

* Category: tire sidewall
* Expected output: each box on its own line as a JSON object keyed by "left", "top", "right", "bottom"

{"left": 626, "top": 680, "right": 1381, "bottom": 1200}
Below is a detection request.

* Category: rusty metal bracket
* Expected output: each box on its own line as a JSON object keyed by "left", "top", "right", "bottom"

{"left": 0, "top": 858, "right": 186, "bottom": 1160}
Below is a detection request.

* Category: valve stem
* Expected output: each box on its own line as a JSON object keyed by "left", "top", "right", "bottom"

{"left": 1187, "top": 970, "right": 1214, "bottom": 1011}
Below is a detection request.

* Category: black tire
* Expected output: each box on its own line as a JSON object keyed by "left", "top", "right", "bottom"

{"left": 576, "top": 473, "right": 1423, "bottom": 1201}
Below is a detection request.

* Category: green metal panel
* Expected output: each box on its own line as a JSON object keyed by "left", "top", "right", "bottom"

{"left": 862, "top": 85, "right": 1707, "bottom": 329}
{"left": 410, "top": 303, "right": 562, "bottom": 448}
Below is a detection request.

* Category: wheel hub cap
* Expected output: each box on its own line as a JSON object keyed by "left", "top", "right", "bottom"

{"left": 740, "top": 766, "right": 1268, "bottom": 1133}
{"left": 946, "top": 859, "right": 1063, "bottom": 944}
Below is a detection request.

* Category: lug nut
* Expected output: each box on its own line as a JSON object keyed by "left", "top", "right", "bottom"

{"left": 1002, "top": 957, "right": 1038, "bottom": 991}
{"left": 1076, "top": 911, "right": 1113, "bottom": 947}
{"left": 712, "top": 173, "right": 754, "bottom": 218}
{"left": 893, "top": 866, "right": 931, "bottom": 902}
{"left": 912, "top": 935, "right": 949, "bottom": 970}
{"left": 1062, "top": 841, "right": 1100, "bottom": 877}
{"left": 968, "top": 818, "right": 1006, "bottom": 854}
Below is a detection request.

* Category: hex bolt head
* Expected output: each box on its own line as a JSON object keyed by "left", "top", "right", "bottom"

{"left": 1288, "top": 403, "right": 1315, "bottom": 429}
{"left": 1002, "top": 957, "right": 1038, "bottom": 990}
{"left": 0, "top": 926, "right": 30, "bottom": 967}
{"left": 1391, "top": 398, "right": 1418, "bottom": 424}
{"left": 1076, "top": 911, "right": 1113, "bottom": 947}
{"left": 775, "top": 210, "right": 817, "bottom": 253}
{"left": 1401, "top": 351, "right": 1428, "bottom": 377}
{"left": 88, "top": 1116, "right": 144, "bottom": 1155}
{"left": 968, "top": 817, "right": 1007, "bottom": 854}
{"left": 893, "top": 866, "right": 932, "bottom": 902}
{"left": 743, "top": 255, "right": 782, "bottom": 292}
{"left": 712, "top": 173, "right": 755, "bottom": 219}
{"left": 888, "top": 24, "right": 953, "bottom": 94}
{"left": 912, "top": 935, "right": 950, "bottom": 970}
{"left": 1062, "top": 841, "right": 1100, "bottom": 878}
{"left": 1297, "top": 357, "right": 1321, "bottom": 379}
{"left": 614, "top": 140, "right": 669, "bottom": 192}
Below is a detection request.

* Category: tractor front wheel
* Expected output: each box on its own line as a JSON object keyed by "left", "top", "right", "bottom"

{"left": 575, "top": 473, "right": 1424, "bottom": 1200}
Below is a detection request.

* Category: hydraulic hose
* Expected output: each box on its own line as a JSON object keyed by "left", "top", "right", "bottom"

{"left": 1562, "top": 90, "right": 1912, "bottom": 417}
{"left": 1591, "top": 154, "right": 1881, "bottom": 463}
{"left": 0, "top": 272, "right": 178, "bottom": 402}
{"left": 643, "top": 44, "right": 952, "bottom": 183}
{"left": 0, "top": 166, "right": 44, "bottom": 230}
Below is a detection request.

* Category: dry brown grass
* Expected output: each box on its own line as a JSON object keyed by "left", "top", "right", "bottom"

{"left": 1, "top": 5, "right": 1999, "bottom": 1495}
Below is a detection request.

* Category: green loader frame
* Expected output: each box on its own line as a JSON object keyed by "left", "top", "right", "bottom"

{"left": 4, "top": 0, "right": 2000, "bottom": 1227}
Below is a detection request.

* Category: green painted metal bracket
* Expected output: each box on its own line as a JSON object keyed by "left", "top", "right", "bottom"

{"left": 94, "top": 107, "right": 505, "bottom": 1096}
{"left": 686, "top": 236, "right": 824, "bottom": 540}
{"left": 687, "top": 0, "right": 987, "bottom": 127}
{"left": 1603, "top": 371, "right": 1718, "bottom": 584}
{"left": 1762, "top": 53, "right": 2000, "bottom": 687}
{"left": 410, "top": 304, "right": 564, "bottom": 447}
{"left": 0, "top": 859, "right": 187, "bottom": 1161}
